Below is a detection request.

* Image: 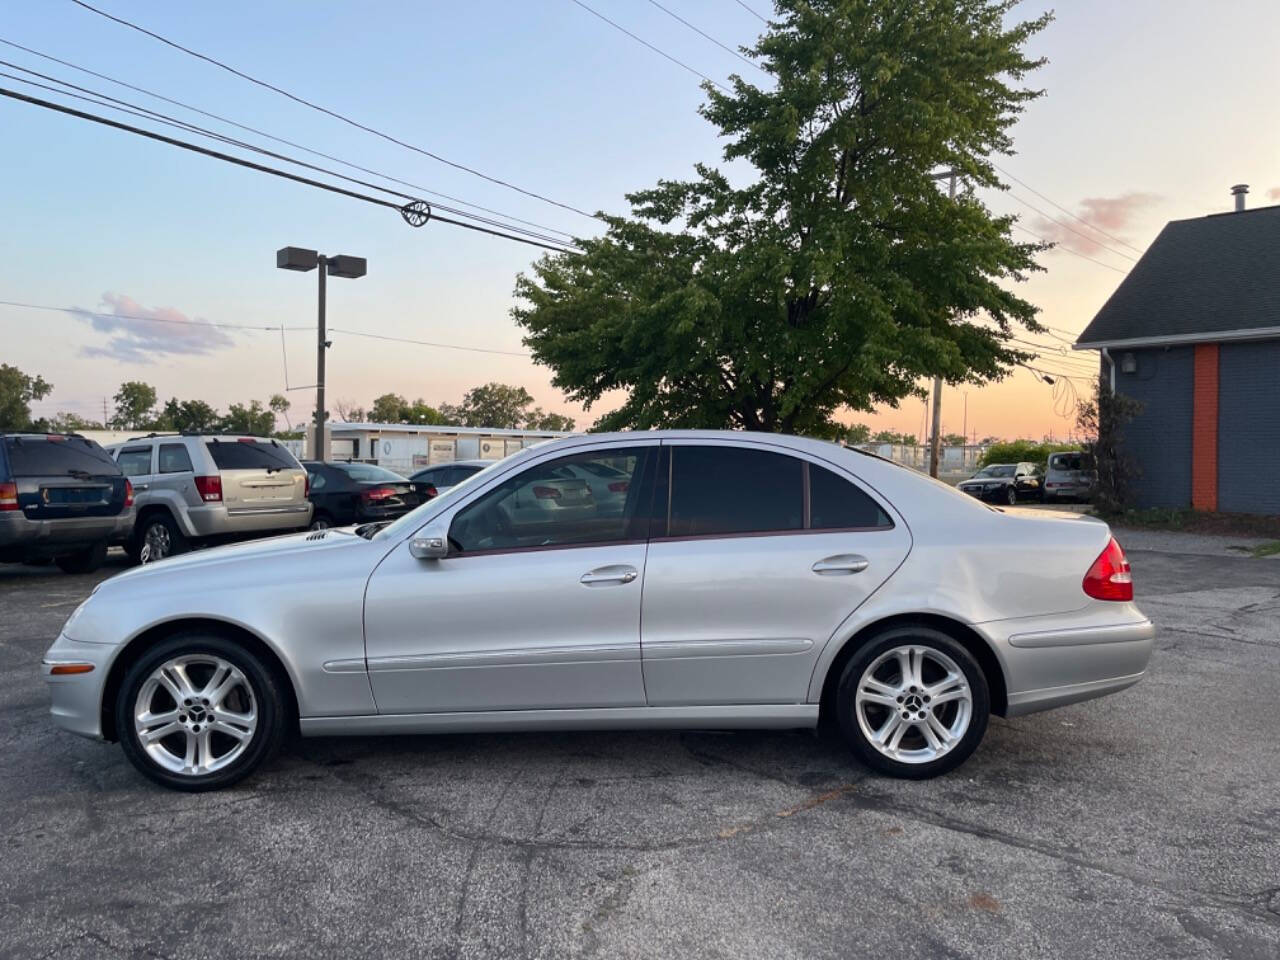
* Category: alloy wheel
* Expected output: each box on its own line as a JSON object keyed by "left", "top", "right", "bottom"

{"left": 853, "top": 645, "right": 972, "bottom": 764}
{"left": 309, "top": 517, "right": 329, "bottom": 531}
{"left": 140, "top": 521, "right": 171, "bottom": 564}
{"left": 133, "top": 654, "right": 258, "bottom": 776}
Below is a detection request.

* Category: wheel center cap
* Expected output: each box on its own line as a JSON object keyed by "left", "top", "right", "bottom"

{"left": 903, "top": 694, "right": 924, "bottom": 712}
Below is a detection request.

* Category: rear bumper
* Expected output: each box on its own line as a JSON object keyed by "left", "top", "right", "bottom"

{"left": 979, "top": 611, "right": 1155, "bottom": 717}
{"left": 183, "top": 502, "right": 312, "bottom": 538}
{"left": 0, "top": 509, "right": 133, "bottom": 555}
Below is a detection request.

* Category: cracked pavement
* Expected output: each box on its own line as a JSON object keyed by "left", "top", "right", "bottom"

{"left": 1, "top": 546, "right": 1277, "bottom": 959}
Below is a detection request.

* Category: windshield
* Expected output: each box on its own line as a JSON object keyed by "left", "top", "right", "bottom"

{"left": 975, "top": 465, "right": 1015, "bottom": 478}
{"left": 372, "top": 452, "right": 528, "bottom": 542}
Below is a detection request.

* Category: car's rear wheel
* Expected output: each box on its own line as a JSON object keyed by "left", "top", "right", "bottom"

{"left": 836, "top": 626, "right": 989, "bottom": 779}
{"left": 309, "top": 512, "right": 332, "bottom": 531}
{"left": 1005, "top": 486, "right": 1018, "bottom": 506}
{"left": 54, "top": 540, "right": 108, "bottom": 574}
{"left": 131, "top": 513, "right": 187, "bottom": 564}
{"left": 115, "top": 634, "right": 286, "bottom": 791}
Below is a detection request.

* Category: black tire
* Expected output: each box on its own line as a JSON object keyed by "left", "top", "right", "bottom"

{"left": 1005, "top": 486, "right": 1018, "bottom": 506}
{"left": 129, "top": 512, "right": 187, "bottom": 565}
{"left": 54, "top": 539, "right": 108, "bottom": 574}
{"left": 308, "top": 511, "right": 333, "bottom": 531}
{"left": 115, "top": 633, "right": 287, "bottom": 791}
{"left": 835, "top": 626, "right": 990, "bottom": 780}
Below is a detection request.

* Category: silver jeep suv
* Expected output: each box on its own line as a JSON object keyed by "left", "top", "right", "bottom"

{"left": 110, "top": 434, "right": 312, "bottom": 563}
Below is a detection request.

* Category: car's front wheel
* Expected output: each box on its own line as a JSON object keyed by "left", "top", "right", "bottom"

{"left": 115, "top": 634, "right": 286, "bottom": 791}
{"left": 835, "top": 626, "right": 990, "bottom": 779}
{"left": 1005, "top": 486, "right": 1018, "bottom": 506}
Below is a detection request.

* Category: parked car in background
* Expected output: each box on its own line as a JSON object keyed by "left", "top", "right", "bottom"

{"left": 956, "top": 462, "right": 1042, "bottom": 505}
{"left": 0, "top": 433, "right": 134, "bottom": 572}
{"left": 1043, "top": 451, "right": 1097, "bottom": 503}
{"left": 110, "top": 435, "right": 311, "bottom": 564}
{"left": 44, "top": 431, "right": 1151, "bottom": 791}
{"left": 408, "top": 459, "right": 489, "bottom": 497}
{"left": 302, "top": 461, "right": 428, "bottom": 530}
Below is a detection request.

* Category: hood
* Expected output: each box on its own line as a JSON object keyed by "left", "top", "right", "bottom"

{"left": 106, "top": 528, "right": 368, "bottom": 586}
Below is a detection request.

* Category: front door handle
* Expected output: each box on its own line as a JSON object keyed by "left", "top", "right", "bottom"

{"left": 580, "top": 565, "right": 638, "bottom": 586}
{"left": 812, "top": 554, "right": 869, "bottom": 576}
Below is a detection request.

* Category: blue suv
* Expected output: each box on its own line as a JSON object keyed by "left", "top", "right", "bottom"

{"left": 0, "top": 433, "right": 135, "bottom": 572}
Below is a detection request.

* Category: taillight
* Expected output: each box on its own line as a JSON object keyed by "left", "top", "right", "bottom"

{"left": 124, "top": 479, "right": 134, "bottom": 507}
{"left": 607, "top": 481, "right": 629, "bottom": 493}
{"left": 1083, "top": 536, "right": 1133, "bottom": 601}
{"left": 533, "top": 485, "right": 562, "bottom": 500}
{"left": 0, "top": 482, "right": 17, "bottom": 511}
{"left": 423, "top": 484, "right": 438, "bottom": 500}
{"left": 194, "top": 475, "right": 223, "bottom": 502}
{"left": 362, "top": 486, "right": 397, "bottom": 502}
{"left": 304, "top": 474, "right": 310, "bottom": 497}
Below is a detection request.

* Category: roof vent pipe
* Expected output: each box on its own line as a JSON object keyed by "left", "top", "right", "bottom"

{"left": 1231, "top": 184, "right": 1249, "bottom": 212}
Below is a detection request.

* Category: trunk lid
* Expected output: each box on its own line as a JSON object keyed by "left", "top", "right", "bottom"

{"left": 2, "top": 435, "right": 128, "bottom": 520}
{"left": 205, "top": 438, "right": 307, "bottom": 513}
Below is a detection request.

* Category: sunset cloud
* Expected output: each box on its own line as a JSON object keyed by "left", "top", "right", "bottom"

{"left": 67, "top": 293, "right": 235, "bottom": 364}
{"left": 1031, "top": 192, "right": 1160, "bottom": 257}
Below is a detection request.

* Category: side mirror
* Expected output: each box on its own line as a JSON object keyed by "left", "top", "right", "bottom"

{"left": 409, "top": 523, "right": 449, "bottom": 560}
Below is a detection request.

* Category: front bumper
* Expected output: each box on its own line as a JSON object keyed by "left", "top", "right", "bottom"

{"left": 43, "top": 633, "right": 116, "bottom": 740}
{"left": 957, "top": 485, "right": 1005, "bottom": 503}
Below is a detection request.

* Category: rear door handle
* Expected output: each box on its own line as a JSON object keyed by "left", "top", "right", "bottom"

{"left": 812, "top": 554, "right": 869, "bottom": 575}
{"left": 580, "top": 565, "right": 638, "bottom": 586}
{"left": 134, "top": 483, "right": 149, "bottom": 491}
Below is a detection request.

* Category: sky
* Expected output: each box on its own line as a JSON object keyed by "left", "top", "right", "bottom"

{"left": 2, "top": 0, "right": 1278, "bottom": 440}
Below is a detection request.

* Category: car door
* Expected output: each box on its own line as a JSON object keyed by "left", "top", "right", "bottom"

{"left": 640, "top": 441, "right": 912, "bottom": 706}
{"left": 362, "top": 443, "right": 659, "bottom": 714}
{"left": 115, "top": 443, "right": 155, "bottom": 506}
{"left": 154, "top": 442, "right": 202, "bottom": 513}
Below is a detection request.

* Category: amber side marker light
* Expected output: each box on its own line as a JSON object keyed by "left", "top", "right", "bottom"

{"left": 47, "top": 663, "right": 94, "bottom": 675}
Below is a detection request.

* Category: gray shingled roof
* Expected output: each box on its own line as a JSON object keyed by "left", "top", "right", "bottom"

{"left": 1075, "top": 203, "right": 1280, "bottom": 347}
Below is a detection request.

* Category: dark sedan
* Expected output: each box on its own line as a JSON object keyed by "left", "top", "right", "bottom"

{"left": 956, "top": 462, "right": 1042, "bottom": 505}
{"left": 301, "top": 461, "right": 433, "bottom": 530}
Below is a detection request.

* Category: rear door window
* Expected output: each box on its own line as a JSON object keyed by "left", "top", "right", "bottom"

{"left": 809, "top": 464, "right": 892, "bottom": 529}
{"left": 3, "top": 436, "right": 121, "bottom": 477}
{"left": 158, "top": 443, "right": 194, "bottom": 474}
{"left": 116, "top": 446, "right": 153, "bottom": 477}
{"left": 667, "top": 446, "right": 803, "bottom": 537}
{"left": 205, "top": 440, "right": 299, "bottom": 470}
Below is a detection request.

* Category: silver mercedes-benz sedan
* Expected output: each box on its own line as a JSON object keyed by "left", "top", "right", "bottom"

{"left": 42, "top": 431, "right": 1153, "bottom": 791}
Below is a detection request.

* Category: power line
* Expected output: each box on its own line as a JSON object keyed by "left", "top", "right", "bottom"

{"left": 0, "top": 86, "right": 579, "bottom": 253}
{"left": 0, "top": 36, "right": 581, "bottom": 242}
{"left": 0, "top": 63, "right": 576, "bottom": 248}
{"left": 732, "top": 0, "right": 770, "bottom": 23}
{"left": 568, "top": 0, "right": 731, "bottom": 92}
{"left": 1005, "top": 191, "right": 1138, "bottom": 263}
{"left": 328, "top": 328, "right": 532, "bottom": 358}
{"left": 0, "top": 297, "right": 308, "bottom": 332}
{"left": 67, "top": 0, "right": 601, "bottom": 221}
{"left": 1014, "top": 224, "right": 1127, "bottom": 274}
{"left": 643, "top": 0, "right": 763, "bottom": 71}
{"left": 993, "top": 161, "right": 1145, "bottom": 255}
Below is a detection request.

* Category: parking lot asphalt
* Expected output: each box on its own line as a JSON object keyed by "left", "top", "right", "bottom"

{"left": 1, "top": 545, "right": 1278, "bottom": 960}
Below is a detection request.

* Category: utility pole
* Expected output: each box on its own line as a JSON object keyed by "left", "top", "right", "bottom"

{"left": 315, "top": 254, "right": 327, "bottom": 461}
{"left": 929, "top": 170, "right": 958, "bottom": 479}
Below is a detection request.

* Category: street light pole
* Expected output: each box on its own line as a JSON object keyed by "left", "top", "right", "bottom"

{"left": 315, "top": 254, "right": 327, "bottom": 462}
{"left": 276, "top": 246, "right": 366, "bottom": 461}
{"left": 928, "top": 170, "right": 958, "bottom": 479}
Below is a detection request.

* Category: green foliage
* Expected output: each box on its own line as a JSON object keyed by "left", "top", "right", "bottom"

{"left": 978, "top": 439, "right": 1079, "bottom": 471}
{"left": 872, "top": 430, "right": 917, "bottom": 445}
{"left": 155, "top": 398, "right": 220, "bottom": 434}
{"left": 219, "top": 400, "right": 275, "bottom": 436}
{"left": 0, "top": 364, "right": 53, "bottom": 431}
{"left": 438, "top": 383, "right": 575, "bottom": 431}
{"left": 1077, "top": 377, "right": 1143, "bottom": 514}
{"left": 109, "top": 381, "right": 157, "bottom": 431}
{"left": 514, "top": 0, "right": 1050, "bottom": 434}
{"left": 369, "top": 393, "right": 449, "bottom": 426}
{"left": 47, "top": 411, "right": 103, "bottom": 433}
{"left": 942, "top": 433, "right": 967, "bottom": 447}
{"left": 844, "top": 423, "right": 872, "bottom": 444}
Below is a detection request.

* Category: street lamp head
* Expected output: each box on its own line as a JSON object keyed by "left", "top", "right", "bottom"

{"left": 276, "top": 246, "right": 319, "bottom": 272}
{"left": 326, "top": 255, "right": 367, "bottom": 280}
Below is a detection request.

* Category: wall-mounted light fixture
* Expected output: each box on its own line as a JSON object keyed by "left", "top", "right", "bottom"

{"left": 1120, "top": 352, "right": 1138, "bottom": 374}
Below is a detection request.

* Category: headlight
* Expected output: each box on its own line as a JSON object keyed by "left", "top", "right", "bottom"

{"left": 62, "top": 599, "right": 90, "bottom": 640}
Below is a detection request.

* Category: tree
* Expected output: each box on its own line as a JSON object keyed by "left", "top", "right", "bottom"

{"left": 370, "top": 393, "right": 409, "bottom": 423}
{"left": 978, "top": 439, "right": 1079, "bottom": 471}
{"left": 219, "top": 400, "right": 275, "bottom": 436}
{"left": 48, "top": 411, "right": 102, "bottom": 433}
{"left": 514, "top": 0, "right": 1048, "bottom": 435}
{"left": 1076, "top": 378, "right": 1142, "bottom": 514}
{"left": 454, "top": 382, "right": 536, "bottom": 429}
{"left": 0, "top": 364, "right": 53, "bottom": 430}
{"left": 524, "top": 409, "right": 576, "bottom": 432}
{"left": 943, "top": 433, "right": 967, "bottom": 447}
{"left": 844, "top": 423, "right": 872, "bottom": 445}
{"left": 269, "top": 394, "right": 291, "bottom": 432}
{"left": 110, "top": 381, "right": 157, "bottom": 431}
{"left": 154, "top": 398, "right": 221, "bottom": 434}
{"left": 872, "top": 430, "right": 914, "bottom": 445}
{"left": 334, "top": 399, "right": 366, "bottom": 422}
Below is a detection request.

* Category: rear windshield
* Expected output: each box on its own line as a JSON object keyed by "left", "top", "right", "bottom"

{"left": 1049, "top": 452, "right": 1093, "bottom": 471}
{"left": 205, "top": 439, "right": 299, "bottom": 471}
{"left": 3, "top": 436, "right": 120, "bottom": 477}
{"left": 331, "top": 462, "right": 408, "bottom": 483}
